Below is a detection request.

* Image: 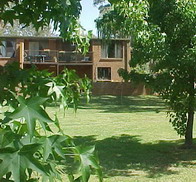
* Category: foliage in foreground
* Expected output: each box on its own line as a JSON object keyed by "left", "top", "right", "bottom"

{"left": 96, "top": 0, "right": 196, "bottom": 147}
{"left": 0, "top": 63, "right": 102, "bottom": 182}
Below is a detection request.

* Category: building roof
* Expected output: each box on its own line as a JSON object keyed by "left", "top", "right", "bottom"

{"left": 0, "top": 35, "right": 130, "bottom": 41}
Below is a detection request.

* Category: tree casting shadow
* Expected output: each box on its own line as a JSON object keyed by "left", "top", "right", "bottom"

{"left": 78, "top": 95, "right": 167, "bottom": 113}
{"left": 73, "top": 135, "right": 196, "bottom": 179}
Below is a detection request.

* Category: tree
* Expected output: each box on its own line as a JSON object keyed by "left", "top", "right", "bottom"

{"left": 0, "top": 1, "right": 103, "bottom": 181}
{"left": 0, "top": 0, "right": 80, "bottom": 37}
{"left": 96, "top": 0, "right": 196, "bottom": 147}
{"left": 0, "top": 20, "right": 57, "bottom": 37}
{"left": 0, "top": 0, "right": 92, "bottom": 53}
{"left": 94, "top": 0, "right": 111, "bottom": 16}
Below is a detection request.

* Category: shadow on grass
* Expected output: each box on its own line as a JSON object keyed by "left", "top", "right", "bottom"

{"left": 73, "top": 135, "right": 196, "bottom": 179}
{"left": 46, "top": 95, "right": 167, "bottom": 113}
{"left": 78, "top": 95, "right": 167, "bottom": 113}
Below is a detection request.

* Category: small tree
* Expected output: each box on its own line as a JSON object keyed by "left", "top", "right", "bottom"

{"left": 96, "top": 0, "right": 196, "bottom": 147}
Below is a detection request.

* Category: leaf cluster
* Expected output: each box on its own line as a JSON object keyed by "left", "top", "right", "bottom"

{"left": 0, "top": 63, "right": 102, "bottom": 182}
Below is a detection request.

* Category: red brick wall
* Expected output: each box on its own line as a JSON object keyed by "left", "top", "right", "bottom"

{"left": 91, "top": 39, "right": 131, "bottom": 82}
{"left": 92, "top": 82, "right": 152, "bottom": 96}
{"left": 24, "top": 64, "right": 57, "bottom": 76}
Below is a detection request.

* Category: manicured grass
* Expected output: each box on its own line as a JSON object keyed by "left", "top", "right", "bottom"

{"left": 48, "top": 95, "right": 196, "bottom": 182}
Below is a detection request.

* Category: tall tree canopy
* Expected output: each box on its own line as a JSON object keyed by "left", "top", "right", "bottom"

{"left": 96, "top": 0, "right": 196, "bottom": 147}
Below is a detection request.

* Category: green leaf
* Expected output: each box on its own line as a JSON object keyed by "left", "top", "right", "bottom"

{"left": 0, "top": 178, "right": 14, "bottom": 182}
{"left": 54, "top": 114, "right": 64, "bottom": 134}
{"left": 8, "top": 96, "right": 53, "bottom": 138}
{"left": 0, "top": 126, "right": 22, "bottom": 148}
{"left": 0, "top": 144, "right": 49, "bottom": 182}
{"left": 42, "top": 135, "right": 70, "bottom": 161}
{"left": 46, "top": 81, "right": 65, "bottom": 101}
{"left": 73, "top": 145, "right": 103, "bottom": 182}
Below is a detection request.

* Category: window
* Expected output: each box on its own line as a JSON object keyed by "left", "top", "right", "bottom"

{"left": 29, "top": 42, "right": 39, "bottom": 56}
{"left": 101, "top": 41, "right": 123, "bottom": 58}
{"left": 0, "top": 40, "right": 16, "bottom": 57}
{"left": 97, "top": 67, "right": 111, "bottom": 80}
{"left": 29, "top": 41, "right": 49, "bottom": 56}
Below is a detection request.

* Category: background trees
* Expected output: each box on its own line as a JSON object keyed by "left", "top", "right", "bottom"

{"left": 0, "top": 0, "right": 92, "bottom": 52}
{"left": 0, "top": 20, "right": 57, "bottom": 37}
{"left": 96, "top": 0, "right": 196, "bottom": 147}
{"left": 0, "top": 0, "right": 80, "bottom": 38}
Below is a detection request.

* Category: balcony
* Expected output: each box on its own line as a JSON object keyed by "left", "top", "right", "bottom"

{"left": 24, "top": 50, "right": 93, "bottom": 65}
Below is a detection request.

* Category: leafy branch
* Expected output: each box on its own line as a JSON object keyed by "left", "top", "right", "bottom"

{"left": 0, "top": 63, "right": 102, "bottom": 182}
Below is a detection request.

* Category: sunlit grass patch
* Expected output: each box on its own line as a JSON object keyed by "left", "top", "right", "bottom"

{"left": 48, "top": 95, "right": 196, "bottom": 182}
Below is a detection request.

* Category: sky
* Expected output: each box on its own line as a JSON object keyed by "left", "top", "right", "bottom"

{"left": 80, "top": 0, "right": 99, "bottom": 36}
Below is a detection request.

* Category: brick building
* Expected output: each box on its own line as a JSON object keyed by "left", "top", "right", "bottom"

{"left": 0, "top": 36, "right": 150, "bottom": 95}
{"left": 0, "top": 36, "right": 130, "bottom": 80}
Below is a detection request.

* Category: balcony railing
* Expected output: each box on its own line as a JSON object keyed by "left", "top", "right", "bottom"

{"left": 24, "top": 50, "right": 93, "bottom": 63}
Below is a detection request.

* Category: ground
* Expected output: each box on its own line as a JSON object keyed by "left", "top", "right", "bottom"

{"left": 47, "top": 95, "right": 196, "bottom": 182}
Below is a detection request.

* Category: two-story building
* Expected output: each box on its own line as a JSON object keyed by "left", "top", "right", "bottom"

{"left": 0, "top": 36, "right": 150, "bottom": 95}
{"left": 0, "top": 36, "right": 130, "bottom": 81}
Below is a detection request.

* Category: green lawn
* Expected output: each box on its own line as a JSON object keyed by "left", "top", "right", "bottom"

{"left": 48, "top": 95, "right": 196, "bottom": 182}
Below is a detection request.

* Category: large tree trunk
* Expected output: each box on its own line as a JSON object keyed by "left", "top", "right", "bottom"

{"left": 185, "top": 73, "right": 195, "bottom": 148}
{"left": 185, "top": 110, "right": 194, "bottom": 147}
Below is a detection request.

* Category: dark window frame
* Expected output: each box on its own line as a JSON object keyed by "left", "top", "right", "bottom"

{"left": 97, "top": 67, "right": 111, "bottom": 81}
{"left": 101, "top": 41, "right": 123, "bottom": 59}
